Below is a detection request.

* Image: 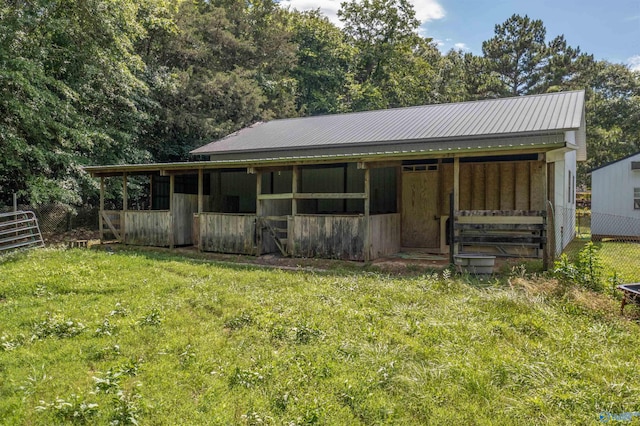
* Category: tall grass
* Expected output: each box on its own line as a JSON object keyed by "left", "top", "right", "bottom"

{"left": 1, "top": 248, "right": 639, "bottom": 424}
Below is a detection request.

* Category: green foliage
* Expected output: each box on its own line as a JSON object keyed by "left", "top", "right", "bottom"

{"left": 1, "top": 1, "right": 638, "bottom": 201}
{"left": 554, "top": 242, "right": 604, "bottom": 291}
{"left": 2, "top": 249, "right": 640, "bottom": 424}
{"left": 32, "top": 314, "right": 86, "bottom": 340}
{"left": 36, "top": 394, "right": 99, "bottom": 424}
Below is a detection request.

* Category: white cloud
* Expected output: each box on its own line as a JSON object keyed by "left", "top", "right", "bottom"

{"left": 279, "top": 0, "right": 445, "bottom": 27}
{"left": 412, "top": 0, "right": 445, "bottom": 23}
{"left": 453, "top": 42, "right": 468, "bottom": 51}
{"left": 627, "top": 55, "right": 640, "bottom": 72}
{"left": 279, "top": 0, "right": 343, "bottom": 25}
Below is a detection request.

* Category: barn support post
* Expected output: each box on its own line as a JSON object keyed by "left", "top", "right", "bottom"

{"left": 290, "top": 165, "right": 298, "bottom": 255}
{"left": 99, "top": 177, "right": 105, "bottom": 242}
{"left": 197, "top": 168, "right": 203, "bottom": 252}
{"left": 256, "top": 169, "right": 262, "bottom": 256}
{"left": 122, "top": 172, "right": 127, "bottom": 243}
{"left": 169, "top": 174, "right": 175, "bottom": 249}
{"left": 197, "top": 168, "right": 203, "bottom": 214}
{"left": 364, "top": 166, "right": 371, "bottom": 262}
{"left": 453, "top": 157, "right": 460, "bottom": 256}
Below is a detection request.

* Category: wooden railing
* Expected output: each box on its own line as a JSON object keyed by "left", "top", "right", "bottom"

{"left": 454, "top": 210, "right": 547, "bottom": 259}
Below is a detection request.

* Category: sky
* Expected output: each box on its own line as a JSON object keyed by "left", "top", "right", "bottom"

{"left": 279, "top": 0, "right": 640, "bottom": 70}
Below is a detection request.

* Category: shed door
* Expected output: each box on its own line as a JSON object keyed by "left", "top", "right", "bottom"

{"left": 401, "top": 169, "right": 439, "bottom": 248}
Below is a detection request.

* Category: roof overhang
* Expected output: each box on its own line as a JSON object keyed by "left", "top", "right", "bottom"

{"left": 85, "top": 134, "right": 568, "bottom": 177}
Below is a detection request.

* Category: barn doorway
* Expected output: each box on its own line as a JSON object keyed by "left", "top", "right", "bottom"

{"left": 401, "top": 165, "right": 439, "bottom": 249}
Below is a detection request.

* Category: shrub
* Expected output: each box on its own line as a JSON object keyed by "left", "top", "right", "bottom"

{"left": 554, "top": 242, "right": 604, "bottom": 291}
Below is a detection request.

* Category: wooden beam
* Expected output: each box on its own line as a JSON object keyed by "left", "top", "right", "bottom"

{"left": 453, "top": 157, "right": 459, "bottom": 255}
{"left": 295, "top": 193, "right": 367, "bottom": 200}
{"left": 256, "top": 170, "right": 262, "bottom": 256}
{"left": 258, "top": 192, "right": 368, "bottom": 200}
{"left": 122, "top": 173, "right": 127, "bottom": 243}
{"left": 258, "top": 193, "right": 293, "bottom": 200}
{"left": 99, "top": 177, "right": 105, "bottom": 242}
{"left": 291, "top": 166, "right": 298, "bottom": 216}
{"left": 364, "top": 167, "right": 371, "bottom": 262}
{"left": 169, "top": 174, "right": 175, "bottom": 249}
{"left": 368, "top": 160, "right": 402, "bottom": 169}
{"left": 197, "top": 168, "right": 203, "bottom": 214}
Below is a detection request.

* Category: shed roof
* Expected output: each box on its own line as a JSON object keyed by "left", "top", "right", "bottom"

{"left": 191, "top": 90, "right": 586, "bottom": 159}
{"left": 590, "top": 151, "right": 640, "bottom": 174}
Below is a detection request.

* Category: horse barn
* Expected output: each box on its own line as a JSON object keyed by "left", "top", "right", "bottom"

{"left": 85, "top": 90, "right": 586, "bottom": 265}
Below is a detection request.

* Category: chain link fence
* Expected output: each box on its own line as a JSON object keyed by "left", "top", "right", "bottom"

{"left": 0, "top": 203, "right": 99, "bottom": 244}
{"left": 559, "top": 207, "right": 640, "bottom": 283}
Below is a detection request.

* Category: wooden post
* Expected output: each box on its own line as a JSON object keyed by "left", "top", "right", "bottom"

{"left": 453, "top": 157, "right": 460, "bottom": 255}
{"left": 291, "top": 166, "right": 298, "bottom": 216}
{"left": 197, "top": 168, "right": 204, "bottom": 214}
{"left": 256, "top": 170, "right": 262, "bottom": 256}
{"left": 99, "top": 177, "right": 105, "bottom": 242}
{"left": 169, "top": 174, "right": 175, "bottom": 249}
{"left": 122, "top": 173, "right": 127, "bottom": 243}
{"left": 364, "top": 166, "right": 371, "bottom": 262}
{"left": 197, "top": 168, "right": 204, "bottom": 252}
{"left": 290, "top": 166, "right": 298, "bottom": 255}
{"left": 396, "top": 165, "right": 402, "bottom": 213}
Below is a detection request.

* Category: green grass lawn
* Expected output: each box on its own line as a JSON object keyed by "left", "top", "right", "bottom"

{"left": 2, "top": 248, "right": 640, "bottom": 424}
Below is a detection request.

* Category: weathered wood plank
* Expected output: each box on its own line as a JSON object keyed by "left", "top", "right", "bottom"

{"left": 455, "top": 223, "right": 545, "bottom": 231}
{"left": 124, "top": 211, "right": 170, "bottom": 246}
{"left": 499, "top": 162, "right": 515, "bottom": 210}
{"left": 173, "top": 194, "right": 198, "bottom": 246}
{"left": 471, "top": 163, "right": 485, "bottom": 210}
{"left": 199, "top": 213, "right": 256, "bottom": 254}
{"left": 291, "top": 215, "right": 364, "bottom": 261}
{"left": 485, "top": 162, "right": 500, "bottom": 210}
{"left": 459, "top": 163, "right": 472, "bottom": 210}
{"left": 529, "top": 161, "right": 546, "bottom": 210}
{"left": 369, "top": 214, "right": 401, "bottom": 259}
{"left": 515, "top": 162, "right": 530, "bottom": 210}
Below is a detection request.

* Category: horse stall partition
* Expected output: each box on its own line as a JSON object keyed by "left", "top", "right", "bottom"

{"left": 369, "top": 213, "right": 401, "bottom": 260}
{"left": 198, "top": 213, "right": 257, "bottom": 255}
{"left": 454, "top": 210, "right": 547, "bottom": 258}
{"left": 124, "top": 211, "right": 171, "bottom": 247}
{"left": 290, "top": 214, "right": 365, "bottom": 261}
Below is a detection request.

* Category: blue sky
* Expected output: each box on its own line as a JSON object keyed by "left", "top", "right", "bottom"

{"left": 279, "top": 0, "right": 640, "bottom": 70}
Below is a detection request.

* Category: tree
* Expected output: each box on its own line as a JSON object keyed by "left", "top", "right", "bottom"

{"left": 580, "top": 62, "right": 640, "bottom": 185}
{"left": 138, "top": 0, "right": 298, "bottom": 161}
{"left": 482, "top": 14, "right": 548, "bottom": 96}
{"left": 0, "top": 0, "right": 162, "bottom": 206}
{"left": 338, "top": 0, "right": 439, "bottom": 110}
{"left": 289, "top": 10, "right": 354, "bottom": 115}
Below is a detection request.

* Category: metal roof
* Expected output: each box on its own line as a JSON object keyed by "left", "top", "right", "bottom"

{"left": 191, "top": 90, "right": 586, "bottom": 157}
{"left": 591, "top": 151, "right": 640, "bottom": 173}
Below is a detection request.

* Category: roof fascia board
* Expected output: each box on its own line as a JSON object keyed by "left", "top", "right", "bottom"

{"left": 85, "top": 142, "right": 565, "bottom": 177}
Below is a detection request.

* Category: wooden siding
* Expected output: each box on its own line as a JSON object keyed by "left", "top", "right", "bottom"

{"left": 458, "top": 160, "right": 546, "bottom": 211}
{"left": 291, "top": 215, "right": 365, "bottom": 261}
{"left": 124, "top": 211, "right": 171, "bottom": 246}
{"left": 369, "top": 214, "right": 401, "bottom": 259}
{"left": 199, "top": 213, "right": 256, "bottom": 254}
{"left": 173, "top": 194, "right": 198, "bottom": 246}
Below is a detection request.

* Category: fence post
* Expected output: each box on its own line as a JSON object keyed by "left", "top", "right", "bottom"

{"left": 13, "top": 193, "right": 17, "bottom": 212}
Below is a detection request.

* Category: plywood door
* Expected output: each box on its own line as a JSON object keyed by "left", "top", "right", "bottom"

{"left": 402, "top": 171, "right": 439, "bottom": 248}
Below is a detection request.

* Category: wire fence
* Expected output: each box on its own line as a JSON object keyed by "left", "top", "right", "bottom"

{"left": 0, "top": 203, "right": 99, "bottom": 244}
{"left": 559, "top": 208, "right": 640, "bottom": 283}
